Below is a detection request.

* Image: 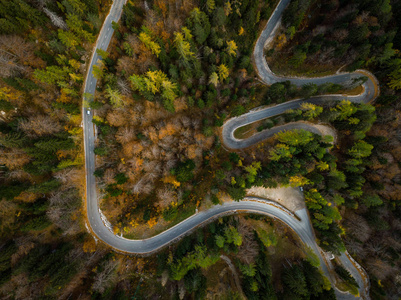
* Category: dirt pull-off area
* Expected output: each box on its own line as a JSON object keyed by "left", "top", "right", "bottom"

{"left": 246, "top": 186, "right": 306, "bottom": 212}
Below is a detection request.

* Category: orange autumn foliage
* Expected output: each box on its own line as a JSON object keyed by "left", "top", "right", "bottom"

{"left": 14, "top": 192, "right": 39, "bottom": 203}
{"left": 158, "top": 123, "right": 177, "bottom": 139}
{"left": 123, "top": 141, "right": 143, "bottom": 158}
{"left": 83, "top": 238, "right": 97, "bottom": 253}
{"left": 162, "top": 175, "right": 181, "bottom": 188}
{"left": 129, "top": 157, "right": 144, "bottom": 172}
{"left": 155, "top": 0, "right": 168, "bottom": 18}
{"left": 186, "top": 144, "right": 198, "bottom": 159}
{"left": 57, "top": 91, "right": 73, "bottom": 103}
{"left": 147, "top": 217, "right": 157, "bottom": 228}
{"left": 174, "top": 97, "right": 188, "bottom": 112}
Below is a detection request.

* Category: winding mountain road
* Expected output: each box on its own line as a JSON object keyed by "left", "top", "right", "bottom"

{"left": 83, "top": 0, "right": 375, "bottom": 299}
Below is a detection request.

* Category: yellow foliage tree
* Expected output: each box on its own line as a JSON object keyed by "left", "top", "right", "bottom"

{"left": 316, "top": 161, "right": 329, "bottom": 171}
{"left": 68, "top": 59, "right": 81, "bottom": 70}
{"left": 226, "top": 40, "right": 238, "bottom": 57}
{"left": 289, "top": 175, "right": 310, "bottom": 187}
{"left": 174, "top": 31, "right": 194, "bottom": 61}
{"left": 300, "top": 102, "right": 323, "bottom": 120}
{"left": 162, "top": 175, "right": 181, "bottom": 188}
{"left": 206, "top": 0, "right": 215, "bottom": 13}
{"left": 92, "top": 60, "right": 104, "bottom": 79}
{"left": 181, "top": 27, "right": 193, "bottom": 40}
{"left": 138, "top": 31, "right": 161, "bottom": 57}
{"left": 69, "top": 72, "right": 83, "bottom": 82}
{"left": 83, "top": 238, "right": 97, "bottom": 253}
{"left": 224, "top": 1, "right": 232, "bottom": 16}
{"left": 130, "top": 70, "right": 178, "bottom": 104}
{"left": 147, "top": 217, "right": 157, "bottom": 228}
{"left": 0, "top": 87, "right": 22, "bottom": 102}
{"left": 57, "top": 90, "right": 72, "bottom": 103}
{"left": 218, "top": 64, "right": 229, "bottom": 82}
{"left": 106, "top": 85, "right": 124, "bottom": 107}
{"left": 209, "top": 72, "right": 219, "bottom": 87}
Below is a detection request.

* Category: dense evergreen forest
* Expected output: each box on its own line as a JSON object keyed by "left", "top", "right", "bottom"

{"left": 0, "top": 0, "right": 400, "bottom": 299}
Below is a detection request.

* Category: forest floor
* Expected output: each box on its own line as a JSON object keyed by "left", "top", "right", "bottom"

{"left": 247, "top": 186, "right": 306, "bottom": 212}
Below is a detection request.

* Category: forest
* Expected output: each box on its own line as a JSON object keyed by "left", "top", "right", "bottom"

{"left": 0, "top": 0, "right": 400, "bottom": 299}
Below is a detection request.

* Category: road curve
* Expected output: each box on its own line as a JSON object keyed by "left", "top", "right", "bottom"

{"left": 222, "top": 0, "right": 376, "bottom": 297}
{"left": 83, "top": 0, "right": 128, "bottom": 249}
{"left": 221, "top": 78, "right": 377, "bottom": 149}
{"left": 83, "top": 0, "right": 372, "bottom": 299}
{"left": 224, "top": 0, "right": 379, "bottom": 149}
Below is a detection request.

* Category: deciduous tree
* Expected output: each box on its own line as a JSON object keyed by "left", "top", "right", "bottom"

{"left": 138, "top": 31, "right": 161, "bottom": 57}
{"left": 218, "top": 64, "right": 229, "bottom": 82}
{"left": 225, "top": 40, "right": 238, "bottom": 57}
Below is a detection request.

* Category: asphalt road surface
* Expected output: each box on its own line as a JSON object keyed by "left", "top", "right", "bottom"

{"left": 83, "top": 0, "right": 373, "bottom": 299}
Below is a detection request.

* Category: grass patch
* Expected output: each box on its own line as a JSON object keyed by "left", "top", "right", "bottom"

{"left": 267, "top": 52, "right": 339, "bottom": 78}
{"left": 335, "top": 281, "right": 360, "bottom": 296}
{"left": 123, "top": 204, "right": 196, "bottom": 239}
{"left": 337, "top": 85, "right": 364, "bottom": 96}
{"left": 167, "top": 204, "right": 196, "bottom": 228}
{"left": 234, "top": 124, "right": 254, "bottom": 139}
{"left": 233, "top": 116, "right": 281, "bottom": 140}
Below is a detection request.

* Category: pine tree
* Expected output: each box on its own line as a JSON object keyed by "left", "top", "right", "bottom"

{"left": 289, "top": 51, "right": 307, "bottom": 67}
{"left": 224, "top": 226, "right": 242, "bottom": 246}
{"left": 66, "top": 0, "right": 87, "bottom": 16}
{"left": 170, "top": 260, "right": 188, "bottom": 281}
{"left": 34, "top": 65, "right": 69, "bottom": 85}
{"left": 0, "top": 132, "right": 27, "bottom": 148}
{"left": 348, "top": 140, "right": 373, "bottom": 158}
{"left": 269, "top": 143, "right": 294, "bottom": 161}
{"left": 240, "top": 263, "right": 256, "bottom": 277}
{"left": 388, "top": 66, "right": 401, "bottom": 89}
{"left": 213, "top": 6, "right": 226, "bottom": 26}
{"left": 0, "top": 19, "right": 19, "bottom": 34}
{"left": 58, "top": 29, "right": 79, "bottom": 49}
{"left": 282, "top": 264, "right": 309, "bottom": 297}
{"left": 362, "top": 193, "right": 383, "bottom": 207}
{"left": 302, "top": 261, "right": 326, "bottom": 295}
{"left": 244, "top": 161, "right": 261, "bottom": 183}
{"left": 215, "top": 235, "right": 225, "bottom": 248}
{"left": 304, "top": 189, "right": 327, "bottom": 210}
{"left": 313, "top": 212, "right": 334, "bottom": 230}
{"left": 256, "top": 228, "right": 277, "bottom": 248}
{"left": 316, "top": 161, "right": 329, "bottom": 171}
{"left": 130, "top": 74, "right": 146, "bottom": 92}
{"left": 189, "top": 8, "right": 211, "bottom": 44}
